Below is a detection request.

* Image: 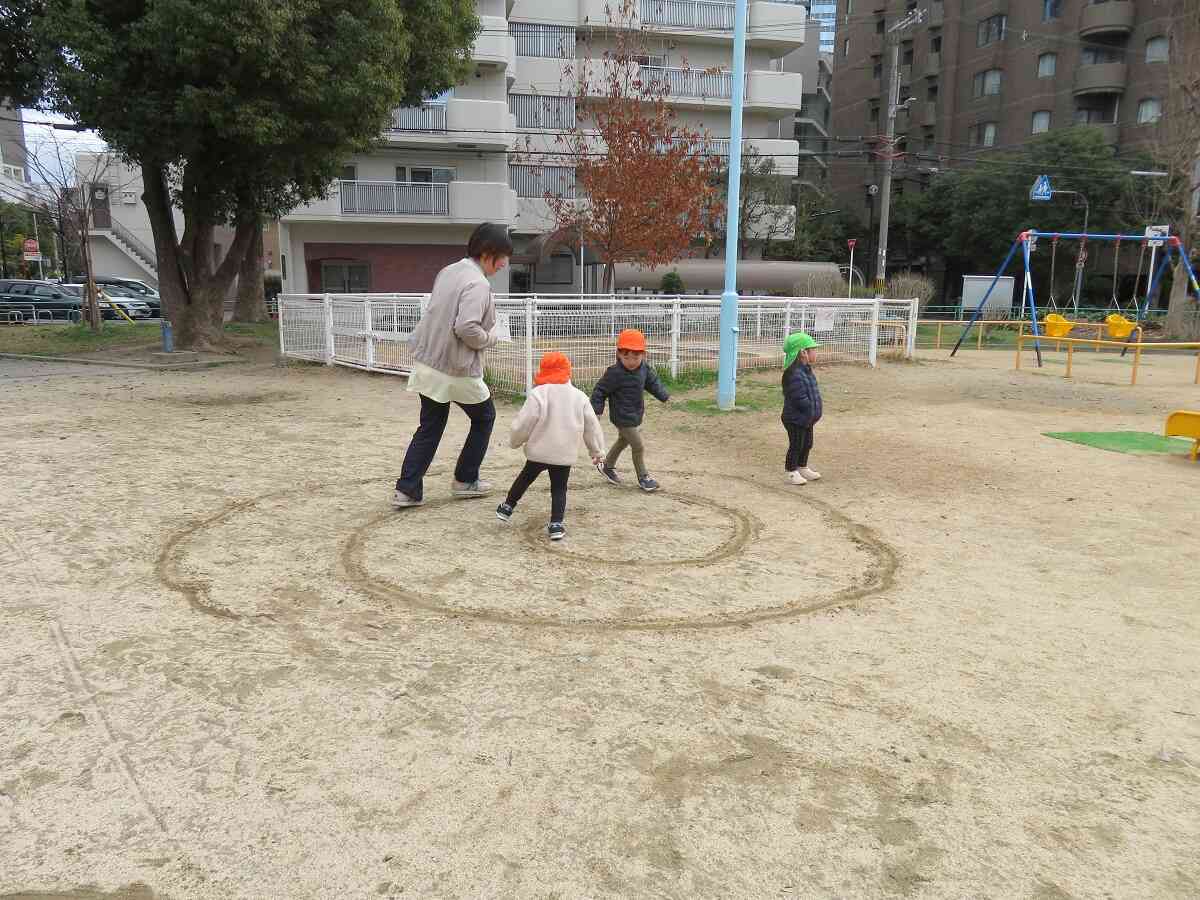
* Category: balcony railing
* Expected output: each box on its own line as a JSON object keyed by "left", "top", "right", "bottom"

{"left": 641, "top": 65, "right": 732, "bottom": 99}
{"left": 509, "top": 94, "right": 576, "bottom": 129}
{"left": 339, "top": 180, "right": 450, "bottom": 216}
{"left": 389, "top": 103, "right": 448, "bottom": 132}
{"left": 510, "top": 23, "right": 574, "bottom": 58}
{"left": 510, "top": 164, "right": 576, "bottom": 199}
{"left": 640, "top": 0, "right": 734, "bottom": 30}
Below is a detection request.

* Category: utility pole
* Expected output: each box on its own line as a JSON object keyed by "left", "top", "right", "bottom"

{"left": 873, "top": 7, "right": 923, "bottom": 294}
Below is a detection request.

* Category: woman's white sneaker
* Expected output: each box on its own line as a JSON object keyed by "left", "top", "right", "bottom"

{"left": 788, "top": 470, "right": 808, "bottom": 486}
{"left": 798, "top": 467, "right": 821, "bottom": 481}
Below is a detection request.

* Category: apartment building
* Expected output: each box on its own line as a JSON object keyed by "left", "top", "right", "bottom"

{"left": 830, "top": 0, "right": 1173, "bottom": 234}
{"left": 807, "top": 0, "right": 839, "bottom": 53}
{"left": 274, "top": 0, "right": 806, "bottom": 294}
{"left": 1, "top": 104, "right": 29, "bottom": 184}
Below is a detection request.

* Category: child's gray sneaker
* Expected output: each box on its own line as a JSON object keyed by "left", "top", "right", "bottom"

{"left": 496, "top": 502, "right": 514, "bottom": 522}
{"left": 638, "top": 475, "right": 660, "bottom": 493}
{"left": 547, "top": 522, "right": 566, "bottom": 541}
{"left": 391, "top": 489, "right": 424, "bottom": 508}
{"left": 596, "top": 462, "right": 620, "bottom": 485}
{"left": 452, "top": 479, "right": 492, "bottom": 498}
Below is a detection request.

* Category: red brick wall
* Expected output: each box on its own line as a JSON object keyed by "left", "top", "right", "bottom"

{"left": 303, "top": 243, "right": 463, "bottom": 292}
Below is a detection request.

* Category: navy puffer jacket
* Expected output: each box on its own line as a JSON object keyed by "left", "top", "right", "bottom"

{"left": 590, "top": 359, "right": 670, "bottom": 427}
{"left": 781, "top": 361, "right": 823, "bottom": 426}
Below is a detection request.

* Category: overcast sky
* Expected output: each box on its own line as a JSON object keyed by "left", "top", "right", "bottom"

{"left": 20, "top": 109, "right": 107, "bottom": 184}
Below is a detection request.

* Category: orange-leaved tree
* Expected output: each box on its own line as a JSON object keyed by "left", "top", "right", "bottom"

{"left": 523, "top": 0, "right": 723, "bottom": 291}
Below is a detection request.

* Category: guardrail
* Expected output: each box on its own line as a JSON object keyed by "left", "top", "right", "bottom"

{"left": 1014, "top": 327, "right": 1200, "bottom": 386}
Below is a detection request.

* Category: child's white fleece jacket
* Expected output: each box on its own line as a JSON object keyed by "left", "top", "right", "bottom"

{"left": 510, "top": 383, "right": 606, "bottom": 466}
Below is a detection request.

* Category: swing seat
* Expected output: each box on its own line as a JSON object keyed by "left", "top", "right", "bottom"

{"left": 1043, "top": 313, "right": 1074, "bottom": 338}
{"left": 1165, "top": 411, "right": 1200, "bottom": 462}
{"left": 1105, "top": 314, "right": 1135, "bottom": 340}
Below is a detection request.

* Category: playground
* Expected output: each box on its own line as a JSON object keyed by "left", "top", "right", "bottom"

{"left": 1, "top": 346, "right": 1198, "bottom": 899}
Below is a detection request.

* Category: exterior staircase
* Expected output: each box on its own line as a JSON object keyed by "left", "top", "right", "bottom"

{"left": 91, "top": 219, "right": 159, "bottom": 281}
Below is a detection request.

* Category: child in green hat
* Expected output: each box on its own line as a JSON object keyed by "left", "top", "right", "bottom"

{"left": 781, "top": 331, "right": 823, "bottom": 486}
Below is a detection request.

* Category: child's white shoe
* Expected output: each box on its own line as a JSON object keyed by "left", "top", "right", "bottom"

{"left": 788, "top": 470, "right": 808, "bottom": 486}
{"left": 798, "top": 467, "right": 821, "bottom": 481}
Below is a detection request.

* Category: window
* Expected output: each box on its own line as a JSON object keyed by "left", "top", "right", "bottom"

{"left": 872, "top": 55, "right": 882, "bottom": 79}
{"left": 927, "top": 83, "right": 939, "bottom": 101}
{"left": 1081, "top": 45, "right": 1123, "bottom": 66}
{"left": 633, "top": 54, "right": 668, "bottom": 68}
{"left": 1042, "top": 0, "right": 1063, "bottom": 22}
{"left": 539, "top": 253, "right": 575, "bottom": 285}
{"left": 395, "top": 166, "right": 406, "bottom": 182}
{"left": 1031, "top": 110, "right": 1051, "bottom": 134}
{"left": 1038, "top": 53, "right": 1057, "bottom": 78}
{"left": 1145, "top": 36, "right": 1169, "bottom": 63}
{"left": 876, "top": 18, "right": 885, "bottom": 35}
{"left": 902, "top": 42, "right": 914, "bottom": 66}
{"left": 408, "top": 166, "right": 455, "bottom": 184}
{"left": 843, "top": 38, "right": 850, "bottom": 57}
{"left": 973, "top": 68, "right": 1003, "bottom": 97}
{"left": 969, "top": 122, "right": 997, "bottom": 147}
{"left": 321, "top": 262, "right": 370, "bottom": 293}
{"left": 340, "top": 165, "right": 357, "bottom": 182}
{"left": 1137, "top": 98, "right": 1162, "bottom": 124}
{"left": 931, "top": 34, "right": 942, "bottom": 54}
{"left": 977, "top": 14, "right": 1006, "bottom": 47}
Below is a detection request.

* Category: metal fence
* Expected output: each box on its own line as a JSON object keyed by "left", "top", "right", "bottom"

{"left": 509, "top": 164, "right": 577, "bottom": 199}
{"left": 640, "top": 0, "right": 735, "bottom": 30}
{"left": 388, "top": 104, "right": 448, "bottom": 132}
{"left": 641, "top": 66, "right": 733, "bottom": 100}
{"left": 510, "top": 23, "right": 575, "bottom": 58}
{"left": 280, "top": 294, "right": 917, "bottom": 393}
{"left": 339, "top": 180, "right": 450, "bottom": 216}
{"left": 508, "top": 94, "right": 576, "bottom": 129}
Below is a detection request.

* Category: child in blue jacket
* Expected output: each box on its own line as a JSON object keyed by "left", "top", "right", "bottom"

{"left": 781, "top": 331, "right": 823, "bottom": 486}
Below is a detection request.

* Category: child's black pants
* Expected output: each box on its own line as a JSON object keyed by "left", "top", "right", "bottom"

{"left": 506, "top": 461, "right": 572, "bottom": 522}
{"left": 784, "top": 422, "right": 814, "bottom": 471}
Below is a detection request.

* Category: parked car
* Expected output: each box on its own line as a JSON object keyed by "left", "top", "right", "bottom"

{"left": 0, "top": 280, "right": 83, "bottom": 322}
{"left": 100, "top": 281, "right": 161, "bottom": 317}
{"left": 69, "top": 275, "right": 160, "bottom": 301}
{"left": 59, "top": 283, "right": 153, "bottom": 320}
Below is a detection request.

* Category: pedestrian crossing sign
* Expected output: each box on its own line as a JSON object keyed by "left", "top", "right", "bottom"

{"left": 1029, "top": 175, "right": 1053, "bottom": 202}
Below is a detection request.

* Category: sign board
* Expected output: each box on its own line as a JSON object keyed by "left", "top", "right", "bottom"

{"left": 23, "top": 252, "right": 43, "bottom": 262}
{"left": 22, "top": 238, "right": 38, "bottom": 255}
{"left": 813, "top": 308, "right": 837, "bottom": 332}
{"left": 1029, "top": 175, "right": 1053, "bottom": 202}
{"left": 962, "top": 275, "right": 1015, "bottom": 316}
{"left": 1145, "top": 224, "right": 1169, "bottom": 248}
{"left": 847, "top": 239, "right": 857, "bottom": 250}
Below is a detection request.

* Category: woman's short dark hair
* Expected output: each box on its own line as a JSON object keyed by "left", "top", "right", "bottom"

{"left": 467, "top": 222, "right": 514, "bottom": 260}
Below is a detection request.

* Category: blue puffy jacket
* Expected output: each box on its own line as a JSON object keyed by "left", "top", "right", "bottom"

{"left": 781, "top": 361, "right": 823, "bottom": 426}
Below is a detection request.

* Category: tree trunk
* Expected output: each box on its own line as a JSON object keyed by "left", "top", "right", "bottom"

{"left": 77, "top": 210, "right": 101, "bottom": 331}
{"left": 1165, "top": 259, "right": 1200, "bottom": 339}
{"left": 233, "top": 225, "right": 267, "bottom": 323}
{"left": 603, "top": 261, "right": 615, "bottom": 293}
{"left": 141, "top": 165, "right": 256, "bottom": 351}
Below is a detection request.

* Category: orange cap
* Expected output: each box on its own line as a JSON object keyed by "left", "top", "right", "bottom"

{"left": 616, "top": 329, "right": 646, "bottom": 352}
{"left": 533, "top": 351, "right": 572, "bottom": 385}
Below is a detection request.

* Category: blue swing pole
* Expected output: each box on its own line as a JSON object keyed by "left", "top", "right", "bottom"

{"left": 716, "top": 0, "right": 749, "bottom": 410}
{"left": 1021, "top": 234, "right": 1044, "bottom": 367}
{"left": 950, "top": 235, "right": 1023, "bottom": 357}
{"left": 1122, "top": 241, "right": 1180, "bottom": 357}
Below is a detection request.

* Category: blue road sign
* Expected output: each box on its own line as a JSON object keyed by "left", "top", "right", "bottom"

{"left": 1030, "top": 175, "right": 1053, "bottom": 202}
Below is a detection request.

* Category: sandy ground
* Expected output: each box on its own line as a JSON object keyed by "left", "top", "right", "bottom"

{"left": 1, "top": 345, "right": 1197, "bottom": 900}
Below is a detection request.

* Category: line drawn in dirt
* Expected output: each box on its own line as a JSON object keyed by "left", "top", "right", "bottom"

{"left": 155, "top": 471, "right": 900, "bottom": 632}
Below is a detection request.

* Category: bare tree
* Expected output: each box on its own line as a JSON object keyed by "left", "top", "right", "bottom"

{"left": 1130, "top": 1, "right": 1200, "bottom": 338}
{"left": 0, "top": 128, "right": 135, "bottom": 330}
{"left": 701, "top": 146, "right": 796, "bottom": 260}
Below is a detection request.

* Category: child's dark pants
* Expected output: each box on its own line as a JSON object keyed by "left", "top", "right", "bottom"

{"left": 784, "top": 422, "right": 814, "bottom": 471}
{"left": 505, "top": 461, "right": 572, "bottom": 522}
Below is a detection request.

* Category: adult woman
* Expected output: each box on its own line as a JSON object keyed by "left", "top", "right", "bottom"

{"left": 392, "top": 222, "right": 513, "bottom": 507}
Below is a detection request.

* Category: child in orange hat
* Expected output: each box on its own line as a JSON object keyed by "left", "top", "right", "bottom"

{"left": 590, "top": 328, "right": 670, "bottom": 492}
{"left": 498, "top": 352, "right": 606, "bottom": 540}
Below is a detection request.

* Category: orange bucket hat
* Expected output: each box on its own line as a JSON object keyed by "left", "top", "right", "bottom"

{"left": 534, "top": 351, "right": 572, "bottom": 385}
{"left": 616, "top": 328, "right": 646, "bottom": 352}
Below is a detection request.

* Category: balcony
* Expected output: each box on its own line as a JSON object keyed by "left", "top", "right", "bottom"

{"left": 286, "top": 179, "right": 516, "bottom": 224}
{"left": 924, "top": 52, "right": 941, "bottom": 77}
{"left": 922, "top": 102, "right": 937, "bottom": 127}
{"left": 578, "top": 0, "right": 804, "bottom": 49}
{"left": 1073, "top": 62, "right": 1127, "bottom": 96}
{"left": 745, "top": 70, "right": 804, "bottom": 113}
{"left": 929, "top": 1, "right": 943, "bottom": 26}
{"left": 1086, "top": 122, "right": 1120, "bottom": 145}
{"left": 1079, "top": 0, "right": 1134, "bottom": 39}
{"left": 472, "top": 16, "right": 517, "bottom": 81}
{"left": 384, "top": 99, "right": 513, "bottom": 147}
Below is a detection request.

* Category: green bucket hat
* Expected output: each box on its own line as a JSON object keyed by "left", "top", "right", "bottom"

{"left": 783, "top": 331, "right": 819, "bottom": 368}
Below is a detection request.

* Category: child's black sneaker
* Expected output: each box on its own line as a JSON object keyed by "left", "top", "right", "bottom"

{"left": 638, "top": 475, "right": 660, "bottom": 493}
{"left": 547, "top": 522, "right": 566, "bottom": 541}
{"left": 496, "top": 502, "right": 514, "bottom": 522}
{"left": 596, "top": 462, "right": 620, "bottom": 485}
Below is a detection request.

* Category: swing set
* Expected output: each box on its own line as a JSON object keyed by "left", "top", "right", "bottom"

{"left": 951, "top": 228, "right": 1200, "bottom": 366}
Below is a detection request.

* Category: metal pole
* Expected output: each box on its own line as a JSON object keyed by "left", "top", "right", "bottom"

{"left": 1070, "top": 197, "right": 1089, "bottom": 312}
{"left": 950, "top": 236, "right": 1022, "bottom": 356}
{"left": 1022, "top": 235, "right": 1044, "bottom": 367}
{"left": 873, "top": 9, "right": 922, "bottom": 294}
{"left": 717, "top": 0, "right": 749, "bottom": 410}
{"left": 847, "top": 245, "right": 854, "bottom": 299}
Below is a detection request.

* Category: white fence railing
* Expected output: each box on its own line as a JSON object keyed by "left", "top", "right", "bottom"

{"left": 388, "top": 103, "right": 448, "bottom": 132}
{"left": 641, "top": 65, "right": 733, "bottom": 100}
{"left": 339, "top": 180, "right": 450, "bottom": 216}
{"left": 280, "top": 294, "right": 917, "bottom": 394}
{"left": 641, "top": 0, "right": 735, "bottom": 30}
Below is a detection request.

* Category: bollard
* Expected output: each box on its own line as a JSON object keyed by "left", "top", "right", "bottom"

{"left": 160, "top": 318, "right": 174, "bottom": 353}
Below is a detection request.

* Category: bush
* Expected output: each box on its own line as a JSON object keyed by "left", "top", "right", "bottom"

{"left": 793, "top": 272, "right": 848, "bottom": 298}
{"left": 660, "top": 270, "right": 685, "bottom": 295}
{"left": 885, "top": 272, "right": 936, "bottom": 310}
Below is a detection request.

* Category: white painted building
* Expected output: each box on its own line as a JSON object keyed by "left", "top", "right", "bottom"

{"left": 280, "top": 0, "right": 806, "bottom": 295}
